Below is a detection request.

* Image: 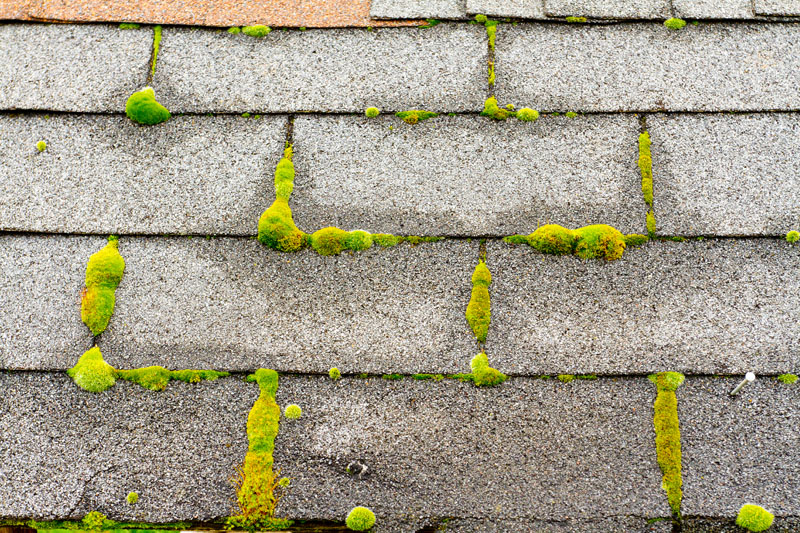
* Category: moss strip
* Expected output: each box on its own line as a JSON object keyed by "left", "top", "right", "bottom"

{"left": 639, "top": 132, "right": 653, "bottom": 207}
{"left": 649, "top": 371, "right": 685, "bottom": 518}
{"left": 151, "top": 25, "right": 162, "bottom": 77}
{"left": 81, "top": 236, "right": 125, "bottom": 336}
{"left": 504, "top": 224, "right": 633, "bottom": 261}
{"left": 466, "top": 260, "right": 491, "bottom": 342}
{"left": 470, "top": 352, "right": 506, "bottom": 386}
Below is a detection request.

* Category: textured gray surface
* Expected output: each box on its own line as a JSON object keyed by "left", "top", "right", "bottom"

{"left": 96, "top": 237, "right": 478, "bottom": 374}
{"left": 543, "top": 0, "right": 670, "bottom": 18}
{"left": 442, "top": 517, "right": 672, "bottom": 532}
{"left": 291, "top": 114, "right": 646, "bottom": 236}
{"left": 274, "top": 376, "right": 669, "bottom": 521}
{"left": 155, "top": 25, "right": 487, "bottom": 113}
{"left": 681, "top": 378, "right": 800, "bottom": 517}
{"left": 755, "top": 0, "right": 800, "bottom": 15}
{"left": 370, "top": 0, "right": 467, "bottom": 19}
{"left": 495, "top": 23, "right": 800, "bottom": 112}
{"left": 649, "top": 113, "right": 800, "bottom": 237}
{"left": 0, "top": 235, "right": 99, "bottom": 370}
{"left": 683, "top": 518, "right": 800, "bottom": 532}
{"left": 485, "top": 239, "right": 800, "bottom": 375}
{"left": 0, "top": 24, "right": 151, "bottom": 112}
{"left": 0, "top": 373, "right": 252, "bottom": 521}
{"left": 673, "top": 0, "right": 754, "bottom": 18}
{"left": 0, "top": 114, "right": 286, "bottom": 235}
{"left": 466, "top": 0, "right": 547, "bottom": 18}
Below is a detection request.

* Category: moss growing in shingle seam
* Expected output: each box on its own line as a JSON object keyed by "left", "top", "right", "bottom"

{"left": 466, "top": 260, "right": 491, "bottom": 342}
{"left": 329, "top": 367, "right": 342, "bottom": 380}
{"left": 346, "top": 507, "right": 376, "bottom": 531}
{"left": 470, "top": 352, "right": 507, "bottom": 387}
{"left": 228, "top": 26, "right": 242, "bottom": 34}
{"left": 480, "top": 96, "right": 516, "bottom": 120}
{"left": 639, "top": 132, "right": 653, "bottom": 206}
{"left": 647, "top": 210, "right": 657, "bottom": 238}
{"left": 126, "top": 492, "right": 139, "bottom": 505}
{"left": 68, "top": 347, "right": 117, "bottom": 393}
{"left": 649, "top": 371, "right": 685, "bottom": 518}
{"left": 242, "top": 25, "right": 272, "bottom": 37}
{"left": 119, "top": 23, "right": 141, "bottom": 29}
{"left": 504, "top": 224, "right": 628, "bottom": 261}
{"left": 488, "top": 61, "right": 495, "bottom": 86}
{"left": 736, "top": 504, "right": 774, "bottom": 532}
{"left": 565, "top": 16, "right": 587, "bottom": 23}
{"left": 624, "top": 234, "right": 649, "bottom": 247}
{"left": 151, "top": 25, "right": 162, "bottom": 77}
{"left": 664, "top": 18, "right": 687, "bottom": 30}
{"left": 787, "top": 230, "right": 800, "bottom": 243}
{"left": 125, "top": 87, "right": 171, "bottom": 125}
{"left": 227, "top": 369, "right": 292, "bottom": 531}
{"left": 81, "top": 235, "right": 125, "bottom": 335}
{"left": 777, "top": 373, "right": 798, "bottom": 384}
{"left": 365, "top": 107, "right": 380, "bottom": 118}
{"left": 258, "top": 148, "right": 309, "bottom": 253}
{"left": 516, "top": 108, "right": 539, "bottom": 122}
{"left": 372, "top": 233, "right": 403, "bottom": 247}
{"left": 396, "top": 110, "right": 438, "bottom": 124}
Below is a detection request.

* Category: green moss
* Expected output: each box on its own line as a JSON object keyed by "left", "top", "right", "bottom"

{"left": 647, "top": 210, "right": 656, "bottom": 238}
{"left": 565, "top": 16, "right": 587, "bottom": 22}
{"left": 404, "top": 236, "right": 443, "bottom": 245}
{"left": 736, "top": 505, "right": 774, "bottom": 532}
{"left": 573, "top": 225, "right": 626, "bottom": 261}
{"left": 126, "top": 492, "right": 139, "bottom": 505}
{"left": 36, "top": 140, "right": 47, "bottom": 152}
{"left": 68, "top": 347, "right": 117, "bottom": 393}
{"left": 503, "top": 234, "right": 529, "bottom": 245}
{"left": 329, "top": 367, "right": 341, "bottom": 380}
{"left": 346, "top": 507, "right": 376, "bottom": 531}
{"left": 119, "top": 23, "right": 140, "bottom": 29}
{"left": 648, "top": 371, "right": 685, "bottom": 517}
{"left": 475, "top": 14, "right": 487, "bottom": 23}
{"left": 81, "top": 235, "right": 125, "bottom": 335}
{"left": 273, "top": 147, "right": 295, "bottom": 200}
{"left": 228, "top": 26, "right": 241, "bottom": 34}
{"left": 83, "top": 512, "right": 108, "bottom": 530}
{"left": 639, "top": 132, "right": 653, "bottom": 206}
{"left": 151, "top": 26, "right": 162, "bottom": 76}
{"left": 786, "top": 230, "right": 799, "bottom": 243}
{"left": 365, "top": 107, "right": 380, "bottom": 118}
{"left": 470, "top": 352, "right": 507, "bottom": 387}
{"left": 412, "top": 373, "right": 445, "bottom": 381}
{"left": 277, "top": 477, "right": 290, "bottom": 487}
{"left": 242, "top": 25, "right": 271, "bottom": 37}
{"left": 777, "top": 373, "right": 798, "bottom": 384}
{"left": 485, "top": 23, "right": 497, "bottom": 50}
{"left": 344, "top": 230, "right": 374, "bottom": 251}
{"left": 528, "top": 224, "right": 577, "bottom": 255}
{"left": 372, "top": 233, "right": 402, "bottom": 247}
{"left": 258, "top": 198, "right": 308, "bottom": 253}
{"left": 466, "top": 261, "right": 492, "bottom": 342}
{"left": 557, "top": 374, "right": 575, "bottom": 383}
{"left": 310, "top": 227, "right": 348, "bottom": 256}
{"left": 382, "top": 373, "right": 403, "bottom": 380}
{"left": 515, "top": 108, "right": 539, "bottom": 122}
{"left": 125, "top": 87, "right": 171, "bottom": 125}
{"left": 565, "top": 111, "right": 578, "bottom": 118}
{"left": 284, "top": 404, "right": 302, "bottom": 419}
{"left": 420, "top": 18, "right": 441, "bottom": 28}
{"left": 117, "top": 367, "right": 228, "bottom": 391}
{"left": 624, "top": 234, "right": 649, "bottom": 247}
{"left": 664, "top": 18, "right": 687, "bottom": 30}
{"left": 396, "top": 110, "right": 438, "bottom": 124}
{"left": 488, "top": 61, "right": 495, "bottom": 86}
{"left": 480, "top": 96, "right": 514, "bottom": 120}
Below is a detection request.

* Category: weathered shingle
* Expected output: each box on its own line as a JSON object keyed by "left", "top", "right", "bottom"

{"left": 543, "top": 0, "right": 670, "bottom": 19}
{"left": 370, "top": 0, "right": 467, "bottom": 19}
{"left": 466, "top": 0, "right": 547, "bottom": 18}
{"left": 673, "top": 0, "right": 754, "bottom": 19}
{"left": 754, "top": 0, "right": 800, "bottom": 15}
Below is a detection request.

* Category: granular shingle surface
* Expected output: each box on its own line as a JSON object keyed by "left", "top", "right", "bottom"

{"left": 543, "top": 0, "right": 670, "bottom": 19}
{"left": 673, "top": 0, "right": 754, "bottom": 18}
{"left": 370, "top": 0, "right": 467, "bottom": 19}
{"left": 754, "top": 0, "right": 800, "bottom": 15}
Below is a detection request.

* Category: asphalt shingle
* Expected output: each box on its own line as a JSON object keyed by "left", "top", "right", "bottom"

{"left": 154, "top": 25, "right": 487, "bottom": 113}
{"left": 754, "top": 0, "right": 800, "bottom": 15}
{"left": 485, "top": 239, "right": 800, "bottom": 375}
{"left": 370, "top": 0, "right": 467, "bottom": 19}
{"left": 291, "top": 114, "right": 646, "bottom": 236}
{"left": 495, "top": 23, "right": 800, "bottom": 112}
{"left": 543, "top": 0, "right": 670, "bottom": 19}
{"left": 673, "top": 0, "right": 754, "bottom": 19}
{"left": 0, "top": 24, "right": 151, "bottom": 112}
{"left": 649, "top": 113, "right": 800, "bottom": 237}
{"left": 465, "top": 0, "right": 547, "bottom": 18}
{"left": 0, "top": 114, "right": 287, "bottom": 235}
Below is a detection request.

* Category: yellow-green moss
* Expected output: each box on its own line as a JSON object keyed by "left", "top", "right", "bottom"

{"left": 488, "top": 61, "right": 495, "bottom": 86}
{"left": 81, "top": 235, "right": 125, "bottom": 335}
{"left": 529, "top": 224, "right": 577, "bottom": 255}
{"left": 505, "top": 224, "right": 627, "bottom": 261}
{"left": 470, "top": 352, "right": 507, "bottom": 387}
{"left": 649, "top": 371, "right": 685, "bottom": 518}
{"left": 125, "top": 87, "right": 170, "bottom": 125}
{"left": 228, "top": 26, "right": 241, "bottom": 34}
{"left": 777, "top": 373, "right": 798, "bottom": 384}
{"left": 365, "top": 107, "right": 380, "bottom": 118}
{"left": 258, "top": 148, "right": 309, "bottom": 252}
{"left": 624, "top": 234, "right": 649, "bottom": 247}
{"left": 344, "top": 230, "right": 374, "bottom": 251}
{"left": 119, "top": 23, "right": 140, "bottom": 29}
{"left": 274, "top": 147, "right": 295, "bottom": 200}
{"left": 329, "top": 367, "right": 341, "bottom": 380}
{"left": 372, "top": 233, "right": 403, "bottom": 247}
{"left": 647, "top": 210, "right": 657, "bottom": 238}
{"left": 639, "top": 132, "right": 653, "bottom": 206}
{"left": 126, "top": 492, "right": 139, "bottom": 505}
{"left": 284, "top": 404, "right": 302, "bottom": 419}
{"left": 664, "top": 18, "right": 687, "bottom": 30}
{"left": 566, "top": 16, "right": 587, "bottom": 22}
{"left": 242, "top": 25, "right": 271, "bottom": 37}
{"left": 466, "top": 261, "right": 491, "bottom": 342}
{"left": 516, "top": 108, "right": 539, "bottom": 122}
{"left": 151, "top": 26, "right": 162, "bottom": 76}
{"left": 557, "top": 374, "right": 575, "bottom": 383}
{"left": 565, "top": 111, "right": 578, "bottom": 118}
{"left": 396, "top": 110, "right": 438, "bottom": 124}
{"left": 736, "top": 505, "right": 774, "bottom": 532}
{"left": 480, "top": 96, "right": 514, "bottom": 120}
{"left": 786, "top": 230, "right": 800, "bottom": 243}
{"left": 311, "top": 227, "right": 349, "bottom": 255}
{"left": 36, "top": 140, "right": 47, "bottom": 152}
{"left": 346, "top": 507, "right": 376, "bottom": 531}
{"left": 68, "top": 347, "right": 117, "bottom": 393}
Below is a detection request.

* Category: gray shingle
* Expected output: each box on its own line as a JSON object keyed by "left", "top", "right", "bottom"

{"left": 370, "top": 0, "right": 467, "bottom": 19}
{"left": 485, "top": 239, "right": 800, "bottom": 375}
{"left": 466, "top": 0, "right": 547, "bottom": 18}
{"left": 495, "top": 23, "right": 800, "bottom": 112}
{"left": 0, "top": 114, "right": 287, "bottom": 235}
{"left": 154, "top": 25, "right": 487, "bottom": 113}
{"left": 681, "top": 378, "right": 800, "bottom": 517}
{"left": 649, "top": 113, "right": 800, "bottom": 237}
{"left": 97, "top": 237, "right": 478, "bottom": 374}
{"left": 0, "top": 24, "right": 151, "bottom": 112}
{"left": 0, "top": 235, "right": 98, "bottom": 370}
{"left": 673, "top": 0, "right": 754, "bottom": 19}
{"left": 755, "top": 0, "right": 800, "bottom": 15}
{"left": 441, "top": 518, "right": 672, "bottom": 532}
{"left": 543, "top": 0, "right": 670, "bottom": 19}
{"left": 291, "top": 114, "right": 646, "bottom": 236}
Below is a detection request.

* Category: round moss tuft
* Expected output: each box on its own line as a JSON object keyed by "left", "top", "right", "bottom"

{"left": 311, "top": 227, "right": 348, "bottom": 256}
{"left": 516, "top": 108, "right": 539, "bottom": 122}
{"left": 736, "top": 504, "right": 774, "bottom": 532}
{"left": 329, "top": 367, "right": 341, "bottom": 380}
{"left": 344, "top": 230, "right": 374, "bottom": 252}
{"left": 82, "top": 512, "right": 107, "bottom": 530}
{"left": 68, "top": 347, "right": 117, "bottom": 393}
{"left": 786, "top": 230, "right": 799, "bottom": 243}
{"left": 346, "top": 507, "right": 376, "bottom": 531}
{"left": 125, "top": 87, "right": 171, "bottom": 125}
{"left": 278, "top": 477, "right": 291, "bottom": 487}
{"left": 242, "top": 25, "right": 271, "bottom": 37}
{"left": 471, "top": 260, "right": 492, "bottom": 287}
{"left": 126, "top": 492, "right": 138, "bottom": 504}
{"left": 664, "top": 18, "right": 687, "bottom": 30}
{"left": 528, "top": 224, "right": 576, "bottom": 255}
{"left": 475, "top": 14, "right": 487, "bottom": 23}
{"left": 284, "top": 404, "right": 302, "bottom": 419}
{"left": 227, "top": 26, "right": 241, "bottom": 34}
{"left": 573, "top": 224, "right": 626, "bottom": 261}
{"left": 365, "top": 107, "right": 380, "bottom": 118}
{"left": 257, "top": 198, "right": 308, "bottom": 252}
{"left": 36, "top": 140, "right": 47, "bottom": 152}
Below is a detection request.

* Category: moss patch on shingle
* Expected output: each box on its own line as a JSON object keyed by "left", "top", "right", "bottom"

{"left": 81, "top": 235, "right": 125, "bottom": 336}
{"left": 649, "top": 371, "right": 685, "bottom": 518}
{"left": 505, "top": 224, "right": 628, "bottom": 261}
{"left": 466, "top": 260, "right": 491, "bottom": 342}
{"left": 125, "top": 87, "right": 170, "bottom": 125}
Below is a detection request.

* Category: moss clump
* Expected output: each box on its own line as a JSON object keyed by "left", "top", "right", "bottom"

{"left": 126, "top": 492, "right": 138, "bottom": 504}
{"left": 664, "top": 18, "right": 687, "bottom": 30}
{"left": 565, "top": 16, "right": 587, "bottom": 22}
{"left": 488, "top": 61, "right": 495, "bottom": 86}
{"left": 228, "top": 369, "right": 292, "bottom": 531}
{"left": 639, "top": 132, "right": 653, "bottom": 206}
{"left": 777, "top": 373, "right": 798, "bottom": 384}
{"left": 624, "top": 234, "right": 649, "bottom": 247}
{"left": 258, "top": 149, "right": 309, "bottom": 253}
{"left": 372, "top": 233, "right": 403, "bottom": 247}
{"left": 329, "top": 367, "right": 341, "bottom": 380}
{"left": 736, "top": 505, "right": 774, "bottom": 532}
{"left": 786, "top": 230, "right": 799, "bottom": 243}
{"left": 466, "top": 261, "right": 491, "bottom": 342}
{"left": 68, "top": 347, "right": 117, "bottom": 393}
{"left": 82, "top": 512, "right": 108, "bottom": 530}
{"left": 470, "top": 352, "right": 507, "bottom": 387}
{"left": 151, "top": 26, "right": 162, "bottom": 76}
{"left": 346, "top": 507, "right": 376, "bottom": 531}
{"left": 396, "top": 110, "right": 438, "bottom": 124}
{"left": 284, "top": 404, "right": 302, "bottom": 419}
{"left": 36, "top": 140, "right": 47, "bottom": 152}
{"left": 516, "top": 108, "right": 539, "bottom": 122}
{"left": 529, "top": 224, "right": 577, "bottom": 255}
{"left": 382, "top": 373, "right": 403, "bottom": 380}
{"left": 365, "top": 107, "right": 380, "bottom": 118}
{"left": 242, "top": 25, "right": 271, "bottom": 37}
{"left": 125, "top": 87, "right": 170, "bottom": 125}
{"left": 412, "top": 373, "right": 445, "bottom": 381}
{"left": 480, "top": 96, "right": 514, "bottom": 120}
{"left": 81, "top": 235, "right": 125, "bottom": 335}
{"left": 647, "top": 210, "right": 657, "bottom": 238}
{"left": 311, "top": 227, "right": 349, "bottom": 256}
{"left": 228, "top": 26, "right": 241, "bottom": 34}
{"left": 119, "top": 23, "right": 140, "bottom": 29}
{"left": 649, "top": 371, "right": 685, "bottom": 518}
{"left": 345, "top": 230, "right": 374, "bottom": 251}
{"left": 505, "top": 223, "right": 629, "bottom": 261}
{"left": 565, "top": 111, "right": 578, "bottom": 118}
{"left": 475, "top": 14, "right": 487, "bottom": 23}
{"left": 557, "top": 374, "right": 575, "bottom": 383}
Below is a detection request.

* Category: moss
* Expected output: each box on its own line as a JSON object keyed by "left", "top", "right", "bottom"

{"left": 639, "top": 132, "right": 653, "bottom": 206}
{"left": 125, "top": 87, "right": 171, "bottom": 125}
{"left": 117, "top": 367, "right": 228, "bottom": 390}
{"left": 329, "top": 367, "right": 341, "bottom": 380}
{"left": 229, "top": 369, "right": 292, "bottom": 531}
{"left": 565, "top": 111, "right": 578, "bottom": 118}
{"left": 68, "top": 347, "right": 117, "bottom": 393}
{"left": 404, "top": 236, "right": 443, "bottom": 245}
{"left": 736, "top": 505, "right": 774, "bottom": 532}
{"left": 529, "top": 224, "right": 577, "bottom": 255}
{"left": 258, "top": 149, "right": 309, "bottom": 252}
{"left": 466, "top": 261, "right": 492, "bottom": 342}
{"left": 396, "top": 110, "right": 438, "bottom": 124}
{"left": 557, "top": 374, "right": 575, "bottom": 383}
{"left": 647, "top": 210, "right": 656, "bottom": 238}
{"left": 365, "top": 107, "right": 380, "bottom": 118}
{"left": 284, "top": 404, "right": 302, "bottom": 419}
{"left": 420, "top": 18, "right": 441, "bottom": 28}
{"left": 565, "top": 16, "right": 587, "bottom": 22}
{"left": 310, "top": 227, "right": 348, "bottom": 256}
{"left": 573, "top": 225, "right": 626, "bottom": 261}
{"left": 81, "top": 235, "right": 125, "bottom": 335}
{"left": 488, "top": 61, "right": 495, "bottom": 86}
{"left": 786, "top": 230, "right": 799, "bottom": 243}
{"left": 777, "top": 373, "right": 798, "bottom": 384}
{"left": 83, "top": 512, "right": 108, "bottom": 530}
{"left": 480, "top": 96, "right": 514, "bottom": 120}
{"left": 151, "top": 26, "right": 162, "bottom": 76}
{"left": 382, "top": 373, "right": 403, "bottom": 380}
{"left": 228, "top": 26, "right": 241, "bottom": 34}
{"left": 664, "top": 18, "right": 687, "bottom": 30}
{"left": 372, "top": 233, "right": 402, "bottom": 247}
{"left": 119, "top": 23, "right": 141, "bottom": 29}
{"left": 126, "top": 492, "right": 139, "bottom": 505}
{"left": 273, "top": 148, "right": 295, "bottom": 200}
{"left": 412, "top": 373, "right": 444, "bottom": 381}
{"left": 577, "top": 374, "right": 598, "bottom": 380}
{"left": 346, "top": 507, "right": 376, "bottom": 531}
{"left": 36, "top": 140, "right": 47, "bottom": 152}
{"left": 242, "top": 25, "right": 272, "bottom": 37}
{"left": 503, "top": 234, "right": 529, "bottom": 245}
{"left": 277, "top": 477, "right": 290, "bottom": 487}
{"left": 344, "top": 230, "right": 374, "bottom": 251}
{"left": 470, "top": 352, "right": 507, "bottom": 387}
{"left": 624, "top": 234, "right": 649, "bottom": 247}
{"left": 648, "top": 371, "right": 685, "bottom": 518}
{"left": 485, "top": 22, "right": 497, "bottom": 50}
